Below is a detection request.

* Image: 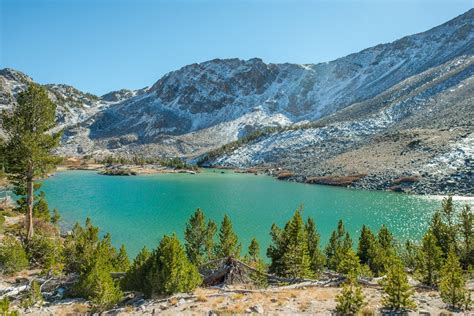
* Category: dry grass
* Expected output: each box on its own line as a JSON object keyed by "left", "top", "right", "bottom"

{"left": 277, "top": 171, "right": 294, "bottom": 179}
{"left": 305, "top": 174, "right": 367, "bottom": 186}
{"left": 360, "top": 306, "right": 376, "bottom": 316}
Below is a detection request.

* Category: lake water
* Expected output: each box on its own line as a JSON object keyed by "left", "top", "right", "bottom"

{"left": 40, "top": 170, "right": 472, "bottom": 258}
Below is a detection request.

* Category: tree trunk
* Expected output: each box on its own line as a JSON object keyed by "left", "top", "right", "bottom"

{"left": 26, "top": 173, "right": 34, "bottom": 240}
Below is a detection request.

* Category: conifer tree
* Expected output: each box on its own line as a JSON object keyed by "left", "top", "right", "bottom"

{"left": 280, "top": 209, "right": 312, "bottom": 278}
{"left": 215, "top": 214, "right": 241, "bottom": 258}
{"left": 82, "top": 264, "right": 123, "bottom": 312}
{"left": 148, "top": 234, "right": 202, "bottom": 295}
{"left": 335, "top": 272, "right": 366, "bottom": 314}
{"left": 0, "top": 236, "right": 29, "bottom": 275}
{"left": 439, "top": 250, "right": 471, "bottom": 310}
{"left": 381, "top": 258, "right": 416, "bottom": 311}
{"left": 184, "top": 208, "right": 216, "bottom": 265}
{"left": 205, "top": 220, "right": 217, "bottom": 261}
{"left": 459, "top": 205, "right": 473, "bottom": 267}
{"left": 378, "top": 224, "right": 394, "bottom": 250}
{"left": 305, "top": 217, "right": 325, "bottom": 275}
{"left": 51, "top": 209, "right": 60, "bottom": 225}
{"left": 415, "top": 230, "right": 443, "bottom": 287}
{"left": 267, "top": 209, "right": 313, "bottom": 278}
{"left": 122, "top": 246, "right": 152, "bottom": 294}
{"left": 357, "top": 225, "right": 376, "bottom": 265}
{"left": 430, "top": 197, "right": 458, "bottom": 257}
{"left": 401, "top": 240, "right": 419, "bottom": 271}
{"left": 267, "top": 223, "right": 284, "bottom": 275}
{"left": 114, "top": 244, "right": 130, "bottom": 272}
{"left": 1, "top": 83, "right": 61, "bottom": 240}
{"left": 33, "top": 191, "right": 50, "bottom": 222}
{"left": 245, "top": 238, "right": 267, "bottom": 286}
{"left": 325, "top": 220, "right": 351, "bottom": 271}
{"left": 336, "top": 248, "right": 361, "bottom": 275}
{"left": 247, "top": 237, "right": 260, "bottom": 263}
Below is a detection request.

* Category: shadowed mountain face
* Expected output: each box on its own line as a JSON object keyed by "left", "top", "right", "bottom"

{"left": 0, "top": 10, "right": 473, "bottom": 194}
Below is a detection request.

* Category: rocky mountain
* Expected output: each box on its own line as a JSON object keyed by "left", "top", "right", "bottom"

{"left": 58, "top": 9, "right": 473, "bottom": 157}
{"left": 1, "top": 9, "right": 472, "bottom": 194}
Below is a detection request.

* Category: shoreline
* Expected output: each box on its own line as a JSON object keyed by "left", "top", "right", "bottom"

{"left": 52, "top": 165, "right": 474, "bottom": 199}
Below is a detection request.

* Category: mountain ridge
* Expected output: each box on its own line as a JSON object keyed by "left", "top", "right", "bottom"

{"left": 0, "top": 9, "right": 473, "bottom": 195}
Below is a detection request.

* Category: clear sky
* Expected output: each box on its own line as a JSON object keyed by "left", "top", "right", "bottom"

{"left": 1, "top": 0, "right": 472, "bottom": 95}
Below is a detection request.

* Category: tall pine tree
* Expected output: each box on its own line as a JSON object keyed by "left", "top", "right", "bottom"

{"left": 439, "top": 250, "right": 471, "bottom": 310}
{"left": 184, "top": 208, "right": 217, "bottom": 265}
{"left": 267, "top": 208, "right": 312, "bottom": 278}
{"left": 415, "top": 230, "right": 443, "bottom": 287}
{"left": 381, "top": 258, "right": 416, "bottom": 311}
{"left": 1, "top": 83, "right": 61, "bottom": 240}
{"left": 215, "top": 214, "right": 241, "bottom": 258}
{"left": 305, "top": 217, "right": 325, "bottom": 275}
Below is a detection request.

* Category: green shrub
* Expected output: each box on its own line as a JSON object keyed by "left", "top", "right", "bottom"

{"left": 76, "top": 264, "right": 122, "bottom": 312}
{"left": 0, "top": 236, "right": 28, "bottom": 275}
{"left": 335, "top": 272, "right": 366, "bottom": 314}
{"left": 381, "top": 258, "right": 416, "bottom": 311}
{"left": 439, "top": 250, "right": 471, "bottom": 310}
{"left": 27, "top": 235, "right": 64, "bottom": 275}
{"left": 1, "top": 297, "right": 20, "bottom": 316}
{"left": 20, "top": 280, "right": 43, "bottom": 308}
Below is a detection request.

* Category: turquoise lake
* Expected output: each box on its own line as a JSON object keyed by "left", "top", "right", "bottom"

{"left": 39, "top": 170, "right": 472, "bottom": 257}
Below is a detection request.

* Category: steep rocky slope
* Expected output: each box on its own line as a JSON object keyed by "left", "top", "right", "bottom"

{"left": 0, "top": 9, "right": 472, "bottom": 194}
{"left": 57, "top": 9, "right": 473, "bottom": 158}
{"left": 209, "top": 56, "right": 473, "bottom": 195}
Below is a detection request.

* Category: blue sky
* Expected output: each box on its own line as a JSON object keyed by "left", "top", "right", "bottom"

{"left": 1, "top": 0, "right": 472, "bottom": 95}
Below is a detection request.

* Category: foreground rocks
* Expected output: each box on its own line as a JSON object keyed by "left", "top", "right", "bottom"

{"left": 15, "top": 281, "right": 474, "bottom": 315}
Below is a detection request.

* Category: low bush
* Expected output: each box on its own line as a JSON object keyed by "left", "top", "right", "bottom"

{"left": 0, "top": 236, "right": 29, "bottom": 275}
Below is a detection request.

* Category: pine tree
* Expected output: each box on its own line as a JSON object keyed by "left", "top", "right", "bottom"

{"left": 244, "top": 238, "right": 267, "bottom": 287}
{"left": 400, "top": 240, "right": 418, "bottom": 271}
{"left": 305, "top": 217, "right": 325, "bottom": 275}
{"left": 149, "top": 234, "right": 202, "bottom": 295}
{"left": 0, "top": 236, "right": 29, "bottom": 275}
{"left": 81, "top": 264, "right": 123, "bottom": 312}
{"left": 114, "top": 244, "right": 130, "bottom": 272}
{"left": 336, "top": 248, "right": 361, "bottom": 275}
{"left": 415, "top": 230, "right": 443, "bottom": 287}
{"left": 325, "top": 220, "right": 351, "bottom": 271}
{"left": 122, "top": 246, "right": 152, "bottom": 294}
{"left": 184, "top": 208, "right": 216, "bottom": 265}
{"left": 215, "top": 214, "right": 241, "bottom": 258}
{"left": 50, "top": 209, "right": 60, "bottom": 225}
{"left": 33, "top": 191, "right": 50, "bottom": 222}
{"left": 357, "top": 225, "right": 376, "bottom": 265}
{"left": 282, "top": 209, "right": 312, "bottom": 278}
{"left": 335, "top": 272, "right": 366, "bottom": 314}
{"left": 378, "top": 224, "right": 394, "bottom": 250}
{"left": 430, "top": 197, "right": 458, "bottom": 257}
{"left": 267, "top": 223, "right": 284, "bottom": 275}
{"left": 439, "top": 250, "right": 471, "bottom": 310}
{"left": 381, "top": 258, "right": 416, "bottom": 311}
{"left": 459, "top": 205, "right": 473, "bottom": 268}
{"left": 267, "top": 209, "right": 313, "bottom": 278}
{"left": 1, "top": 83, "right": 61, "bottom": 240}
{"left": 247, "top": 237, "right": 260, "bottom": 263}
{"left": 205, "top": 220, "right": 217, "bottom": 261}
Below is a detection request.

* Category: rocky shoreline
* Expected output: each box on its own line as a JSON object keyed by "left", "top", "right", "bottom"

{"left": 226, "top": 166, "right": 474, "bottom": 197}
